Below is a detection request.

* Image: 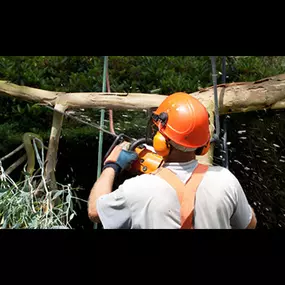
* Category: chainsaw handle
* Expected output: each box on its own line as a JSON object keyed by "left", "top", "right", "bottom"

{"left": 129, "top": 138, "right": 153, "bottom": 151}
{"left": 103, "top": 134, "right": 125, "bottom": 161}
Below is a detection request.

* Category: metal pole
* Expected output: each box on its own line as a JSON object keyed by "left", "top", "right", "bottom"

{"left": 223, "top": 116, "right": 229, "bottom": 169}
{"left": 97, "top": 56, "right": 108, "bottom": 178}
{"left": 221, "top": 56, "right": 229, "bottom": 169}
{"left": 210, "top": 56, "right": 220, "bottom": 141}
{"left": 94, "top": 56, "right": 108, "bottom": 229}
{"left": 222, "top": 56, "right": 226, "bottom": 84}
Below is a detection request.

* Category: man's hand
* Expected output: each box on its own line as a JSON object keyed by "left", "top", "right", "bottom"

{"left": 103, "top": 142, "right": 138, "bottom": 174}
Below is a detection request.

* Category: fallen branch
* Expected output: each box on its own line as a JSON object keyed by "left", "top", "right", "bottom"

{"left": 5, "top": 154, "right": 27, "bottom": 175}
{"left": 1, "top": 74, "right": 285, "bottom": 113}
{"left": 0, "top": 144, "right": 24, "bottom": 162}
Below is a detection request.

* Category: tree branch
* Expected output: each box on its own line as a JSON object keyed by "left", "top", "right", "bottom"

{"left": 1, "top": 74, "right": 285, "bottom": 113}
{"left": 5, "top": 154, "right": 27, "bottom": 175}
{"left": 0, "top": 143, "right": 24, "bottom": 162}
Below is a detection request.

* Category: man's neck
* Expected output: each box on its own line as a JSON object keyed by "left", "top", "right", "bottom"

{"left": 164, "top": 150, "right": 196, "bottom": 163}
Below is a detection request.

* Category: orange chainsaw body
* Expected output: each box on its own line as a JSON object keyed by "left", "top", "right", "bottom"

{"left": 131, "top": 146, "right": 163, "bottom": 174}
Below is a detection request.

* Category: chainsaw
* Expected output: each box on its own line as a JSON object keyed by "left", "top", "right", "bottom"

{"left": 44, "top": 105, "right": 164, "bottom": 175}
{"left": 103, "top": 133, "right": 164, "bottom": 175}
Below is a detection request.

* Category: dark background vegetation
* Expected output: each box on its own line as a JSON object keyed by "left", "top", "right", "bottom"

{"left": 1, "top": 56, "right": 285, "bottom": 229}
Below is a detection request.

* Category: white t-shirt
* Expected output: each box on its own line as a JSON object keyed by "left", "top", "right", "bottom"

{"left": 96, "top": 159, "right": 252, "bottom": 229}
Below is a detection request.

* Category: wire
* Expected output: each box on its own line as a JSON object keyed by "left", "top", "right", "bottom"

{"left": 223, "top": 116, "right": 229, "bottom": 169}
{"left": 97, "top": 56, "right": 108, "bottom": 178}
{"left": 221, "top": 56, "right": 229, "bottom": 169}
{"left": 222, "top": 56, "right": 227, "bottom": 84}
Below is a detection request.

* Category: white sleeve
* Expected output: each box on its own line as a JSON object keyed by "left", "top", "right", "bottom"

{"left": 96, "top": 185, "right": 132, "bottom": 229}
{"left": 230, "top": 176, "right": 252, "bottom": 229}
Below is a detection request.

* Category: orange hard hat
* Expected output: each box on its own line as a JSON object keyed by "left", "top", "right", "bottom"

{"left": 152, "top": 92, "right": 210, "bottom": 149}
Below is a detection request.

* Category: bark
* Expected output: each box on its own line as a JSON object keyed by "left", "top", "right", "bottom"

{"left": 44, "top": 103, "right": 67, "bottom": 190}
{"left": 5, "top": 154, "right": 27, "bottom": 176}
{"left": 194, "top": 75, "right": 285, "bottom": 114}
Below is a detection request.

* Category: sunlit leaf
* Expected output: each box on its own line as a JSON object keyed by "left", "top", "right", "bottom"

{"left": 52, "top": 190, "right": 64, "bottom": 201}
{"left": 69, "top": 213, "right": 74, "bottom": 221}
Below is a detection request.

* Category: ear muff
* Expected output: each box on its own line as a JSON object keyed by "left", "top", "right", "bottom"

{"left": 195, "top": 140, "right": 210, "bottom": 156}
{"left": 153, "top": 131, "right": 170, "bottom": 157}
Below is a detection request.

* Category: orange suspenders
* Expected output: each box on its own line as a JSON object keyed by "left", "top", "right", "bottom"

{"left": 155, "top": 163, "right": 208, "bottom": 229}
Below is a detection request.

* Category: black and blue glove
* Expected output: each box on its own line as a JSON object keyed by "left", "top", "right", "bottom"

{"left": 103, "top": 142, "right": 138, "bottom": 175}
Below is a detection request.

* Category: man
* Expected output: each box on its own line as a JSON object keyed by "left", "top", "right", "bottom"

{"left": 88, "top": 92, "right": 257, "bottom": 229}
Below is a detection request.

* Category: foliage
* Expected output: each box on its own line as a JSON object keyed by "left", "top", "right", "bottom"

{"left": 1, "top": 56, "right": 285, "bottom": 140}
{"left": 1, "top": 56, "right": 284, "bottom": 145}
{"left": 1, "top": 56, "right": 285, "bottom": 95}
{"left": 0, "top": 176, "right": 84, "bottom": 229}
{"left": 0, "top": 136, "right": 87, "bottom": 229}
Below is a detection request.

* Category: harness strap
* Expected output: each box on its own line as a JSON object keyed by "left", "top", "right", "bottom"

{"left": 155, "top": 163, "right": 208, "bottom": 229}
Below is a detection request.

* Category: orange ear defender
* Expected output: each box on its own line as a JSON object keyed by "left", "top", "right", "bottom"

{"left": 153, "top": 131, "right": 171, "bottom": 157}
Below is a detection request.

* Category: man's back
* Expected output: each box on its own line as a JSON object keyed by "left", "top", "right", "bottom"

{"left": 96, "top": 160, "right": 253, "bottom": 229}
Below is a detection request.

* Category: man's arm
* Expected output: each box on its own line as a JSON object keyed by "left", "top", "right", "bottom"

{"left": 246, "top": 208, "right": 257, "bottom": 229}
{"left": 88, "top": 142, "right": 138, "bottom": 225}
{"left": 88, "top": 167, "right": 116, "bottom": 223}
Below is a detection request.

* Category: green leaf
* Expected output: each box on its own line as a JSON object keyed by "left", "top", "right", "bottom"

{"left": 12, "top": 223, "right": 20, "bottom": 229}
{"left": 0, "top": 187, "right": 8, "bottom": 193}
{"left": 69, "top": 213, "right": 75, "bottom": 221}
{"left": 52, "top": 190, "right": 65, "bottom": 201}
{"left": 29, "top": 219, "right": 38, "bottom": 228}
{"left": 66, "top": 192, "right": 71, "bottom": 203}
{"left": 1, "top": 218, "right": 8, "bottom": 229}
{"left": 70, "top": 198, "right": 73, "bottom": 212}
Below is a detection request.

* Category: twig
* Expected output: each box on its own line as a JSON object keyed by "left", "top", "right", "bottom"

{"left": 5, "top": 154, "right": 27, "bottom": 175}
{"left": 71, "top": 196, "right": 88, "bottom": 203}
{"left": 0, "top": 162, "right": 18, "bottom": 189}
{"left": 32, "top": 138, "right": 50, "bottom": 227}
{"left": 0, "top": 144, "right": 24, "bottom": 162}
{"left": 28, "top": 177, "right": 36, "bottom": 214}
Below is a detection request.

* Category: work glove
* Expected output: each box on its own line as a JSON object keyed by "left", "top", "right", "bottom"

{"left": 103, "top": 142, "right": 138, "bottom": 175}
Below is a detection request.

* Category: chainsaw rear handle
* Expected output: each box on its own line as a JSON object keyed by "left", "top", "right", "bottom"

{"left": 103, "top": 133, "right": 134, "bottom": 162}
